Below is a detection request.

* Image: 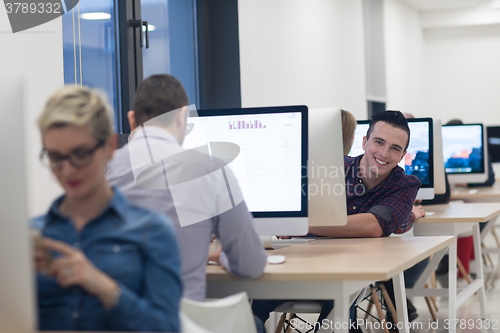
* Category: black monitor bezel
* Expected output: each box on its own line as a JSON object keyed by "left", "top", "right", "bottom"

{"left": 192, "top": 105, "right": 308, "bottom": 218}
{"left": 487, "top": 126, "right": 500, "bottom": 163}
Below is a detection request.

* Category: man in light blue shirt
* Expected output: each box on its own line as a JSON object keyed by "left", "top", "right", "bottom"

{"left": 107, "top": 74, "right": 267, "bottom": 302}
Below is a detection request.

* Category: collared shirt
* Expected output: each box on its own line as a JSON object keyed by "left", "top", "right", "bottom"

{"left": 32, "top": 188, "right": 181, "bottom": 332}
{"left": 344, "top": 155, "right": 421, "bottom": 236}
{"left": 107, "top": 127, "right": 267, "bottom": 302}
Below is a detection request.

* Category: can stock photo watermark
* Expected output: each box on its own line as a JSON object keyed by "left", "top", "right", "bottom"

{"left": 3, "top": 0, "right": 79, "bottom": 33}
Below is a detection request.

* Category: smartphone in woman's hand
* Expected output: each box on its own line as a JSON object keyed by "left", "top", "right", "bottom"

{"left": 31, "top": 229, "right": 52, "bottom": 274}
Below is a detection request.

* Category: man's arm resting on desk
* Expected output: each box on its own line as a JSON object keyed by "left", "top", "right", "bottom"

{"left": 215, "top": 200, "right": 267, "bottom": 279}
{"left": 308, "top": 213, "right": 383, "bottom": 238}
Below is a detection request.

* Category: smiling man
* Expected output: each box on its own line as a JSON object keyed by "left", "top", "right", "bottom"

{"left": 252, "top": 111, "right": 422, "bottom": 329}
{"left": 309, "top": 110, "right": 421, "bottom": 238}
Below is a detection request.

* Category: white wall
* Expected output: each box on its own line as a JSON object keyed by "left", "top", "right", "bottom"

{"left": 424, "top": 24, "right": 500, "bottom": 125}
{"left": 0, "top": 9, "right": 64, "bottom": 217}
{"left": 384, "top": 0, "right": 426, "bottom": 117}
{"left": 364, "top": 0, "right": 387, "bottom": 103}
{"left": 420, "top": 3, "right": 500, "bottom": 29}
{"left": 3, "top": 0, "right": 498, "bottom": 218}
{"left": 384, "top": 0, "right": 500, "bottom": 125}
{"left": 238, "top": 0, "right": 367, "bottom": 120}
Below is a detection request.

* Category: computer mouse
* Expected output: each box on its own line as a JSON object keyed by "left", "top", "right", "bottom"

{"left": 267, "top": 255, "right": 286, "bottom": 265}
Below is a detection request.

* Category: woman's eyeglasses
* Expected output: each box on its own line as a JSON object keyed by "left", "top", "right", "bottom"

{"left": 40, "top": 141, "right": 105, "bottom": 170}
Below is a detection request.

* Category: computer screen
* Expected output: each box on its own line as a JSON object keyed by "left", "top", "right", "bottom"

{"left": 442, "top": 124, "right": 487, "bottom": 184}
{"left": 487, "top": 126, "right": 500, "bottom": 163}
{"left": 182, "top": 105, "right": 308, "bottom": 236}
{"left": 349, "top": 122, "right": 369, "bottom": 158}
{"left": 348, "top": 118, "right": 435, "bottom": 200}
{"left": 404, "top": 119, "right": 434, "bottom": 195}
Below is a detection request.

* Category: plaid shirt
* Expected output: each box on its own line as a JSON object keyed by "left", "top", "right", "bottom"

{"left": 345, "top": 155, "right": 421, "bottom": 236}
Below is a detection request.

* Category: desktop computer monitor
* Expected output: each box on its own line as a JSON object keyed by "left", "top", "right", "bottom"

{"left": 348, "top": 122, "right": 369, "bottom": 158}
{"left": 183, "top": 105, "right": 309, "bottom": 236}
{"left": 307, "top": 108, "right": 347, "bottom": 227}
{"left": 486, "top": 126, "right": 500, "bottom": 163}
{"left": 349, "top": 118, "right": 435, "bottom": 200}
{"left": 442, "top": 124, "right": 488, "bottom": 184}
{"left": 0, "top": 73, "right": 37, "bottom": 332}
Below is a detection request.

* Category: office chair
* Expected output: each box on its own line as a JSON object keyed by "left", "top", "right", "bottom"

{"left": 181, "top": 292, "right": 257, "bottom": 333}
{"left": 272, "top": 288, "right": 369, "bottom": 333}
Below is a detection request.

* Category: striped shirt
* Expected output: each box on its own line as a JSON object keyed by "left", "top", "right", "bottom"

{"left": 107, "top": 127, "right": 267, "bottom": 301}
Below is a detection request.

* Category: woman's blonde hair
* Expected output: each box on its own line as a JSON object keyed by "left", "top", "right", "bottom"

{"left": 341, "top": 109, "right": 357, "bottom": 155}
{"left": 37, "top": 85, "right": 113, "bottom": 142}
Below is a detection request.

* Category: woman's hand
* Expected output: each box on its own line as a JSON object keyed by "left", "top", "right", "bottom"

{"left": 34, "top": 246, "right": 51, "bottom": 274}
{"left": 32, "top": 229, "right": 52, "bottom": 274}
{"left": 43, "top": 238, "right": 119, "bottom": 308}
{"left": 412, "top": 205, "right": 426, "bottom": 219}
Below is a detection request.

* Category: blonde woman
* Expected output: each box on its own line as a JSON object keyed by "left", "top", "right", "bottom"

{"left": 33, "top": 86, "right": 181, "bottom": 332}
{"left": 340, "top": 109, "right": 357, "bottom": 155}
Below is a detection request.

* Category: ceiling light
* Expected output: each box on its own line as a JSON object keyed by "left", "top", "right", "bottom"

{"left": 80, "top": 12, "right": 111, "bottom": 20}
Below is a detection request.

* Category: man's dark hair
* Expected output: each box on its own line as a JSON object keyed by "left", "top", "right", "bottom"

{"left": 133, "top": 74, "right": 189, "bottom": 126}
{"left": 366, "top": 110, "right": 411, "bottom": 150}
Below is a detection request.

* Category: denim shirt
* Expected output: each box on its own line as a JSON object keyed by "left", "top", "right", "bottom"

{"left": 32, "top": 188, "right": 182, "bottom": 332}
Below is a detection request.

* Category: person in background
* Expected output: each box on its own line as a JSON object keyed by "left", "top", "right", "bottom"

{"left": 108, "top": 74, "right": 267, "bottom": 301}
{"left": 106, "top": 74, "right": 267, "bottom": 332}
{"left": 378, "top": 112, "right": 429, "bottom": 327}
{"left": 33, "top": 86, "right": 182, "bottom": 332}
{"left": 312, "top": 110, "right": 421, "bottom": 333}
{"left": 310, "top": 110, "right": 421, "bottom": 238}
{"left": 341, "top": 109, "right": 357, "bottom": 155}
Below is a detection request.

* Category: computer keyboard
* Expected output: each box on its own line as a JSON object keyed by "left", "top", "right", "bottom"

{"left": 271, "top": 237, "right": 316, "bottom": 243}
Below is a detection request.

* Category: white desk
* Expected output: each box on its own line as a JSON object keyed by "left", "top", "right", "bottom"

{"left": 451, "top": 185, "right": 500, "bottom": 203}
{"left": 412, "top": 202, "right": 500, "bottom": 333}
{"left": 451, "top": 185, "right": 500, "bottom": 254}
{"left": 207, "top": 237, "right": 454, "bottom": 333}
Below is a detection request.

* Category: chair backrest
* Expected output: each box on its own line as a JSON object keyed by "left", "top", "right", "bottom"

{"left": 180, "top": 312, "right": 214, "bottom": 333}
{"left": 181, "top": 292, "right": 257, "bottom": 333}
